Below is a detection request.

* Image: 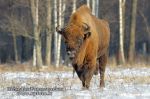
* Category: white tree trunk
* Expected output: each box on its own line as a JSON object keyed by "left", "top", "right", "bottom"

{"left": 31, "top": 0, "right": 36, "bottom": 67}
{"left": 54, "top": 0, "right": 58, "bottom": 66}
{"left": 72, "top": 0, "right": 76, "bottom": 13}
{"left": 92, "top": 0, "right": 96, "bottom": 15}
{"left": 33, "top": 45, "right": 36, "bottom": 66}
{"left": 119, "top": 0, "right": 125, "bottom": 64}
{"left": 30, "top": 0, "right": 43, "bottom": 67}
{"left": 87, "top": 0, "right": 90, "bottom": 8}
{"left": 62, "top": 0, "right": 66, "bottom": 26}
{"left": 56, "top": 0, "right": 62, "bottom": 67}
{"left": 95, "top": 0, "right": 99, "bottom": 17}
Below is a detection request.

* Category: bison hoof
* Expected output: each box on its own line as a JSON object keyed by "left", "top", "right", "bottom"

{"left": 82, "top": 82, "right": 89, "bottom": 90}
{"left": 82, "top": 86, "right": 89, "bottom": 90}
{"left": 82, "top": 87, "right": 87, "bottom": 90}
{"left": 85, "top": 85, "right": 89, "bottom": 89}
{"left": 100, "top": 81, "right": 105, "bottom": 88}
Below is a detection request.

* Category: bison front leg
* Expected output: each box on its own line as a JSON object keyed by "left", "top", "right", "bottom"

{"left": 84, "top": 69, "right": 94, "bottom": 89}
{"left": 72, "top": 64, "right": 86, "bottom": 88}
{"left": 73, "top": 62, "right": 95, "bottom": 89}
{"left": 94, "top": 61, "right": 99, "bottom": 75}
{"left": 83, "top": 61, "right": 96, "bottom": 89}
{"left": 99, "top": 54, "right": 107, "bottom": 88}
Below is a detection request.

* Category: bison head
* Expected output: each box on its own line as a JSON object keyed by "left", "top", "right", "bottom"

{"left": 56, "top": 23, "right": 91, "bottom": 60}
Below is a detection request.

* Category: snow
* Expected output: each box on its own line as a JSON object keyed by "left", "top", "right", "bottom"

{"left": 0, "top": 67, "right": 150, "bottom": 99}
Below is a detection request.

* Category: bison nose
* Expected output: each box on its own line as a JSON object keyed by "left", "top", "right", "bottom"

{"left": 67, "top": 50, "right": 75, "bottom": 60}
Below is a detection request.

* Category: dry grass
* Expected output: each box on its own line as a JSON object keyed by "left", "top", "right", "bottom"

{"left": 107, "top": 56, "right": 150, "bottom": 69}
{"left": 106, "top": 75, "right": 150, "bottom": 84}
{"left": 0, "top": 62, "right": 149, "bottom": 72}
{"left": 0, "top": 56, "right": 149, "bottom": 72}
{"left": 0, "top": 63, "right": 73, "bottom": 72}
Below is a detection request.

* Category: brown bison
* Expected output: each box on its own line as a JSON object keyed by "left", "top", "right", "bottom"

{"left": 56, "top": 5, "right": 110, "bottom": 89}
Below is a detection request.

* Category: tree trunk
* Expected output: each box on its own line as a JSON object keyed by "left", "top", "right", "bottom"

{"left": 87, "top": 0, "right": 90, "bottom": 8}
{"left": 12, "top": 32, "right": 19, "bottom": 63}
{"left": 98, "top": 0, "right": 103, "bottom": 18}
{"left": 92, "top": 0, "right": 96, "bottom": 15}
{"left": 62, "top": 0, "right": 66, "bottom": 26}
{"left": 30, "top": 0, "right": 42, "bottom": 67}
{"left": 56, "top": 0, "right": 62, "bottom": 67}
{"left": 34, "top": 24, "right": 42, "bottom": 67}
{"left": 54, "top": 0, "right": 58, "bottom": 66}
{"left": 45, "top": 0, "right": 52, "bottom": 66}
{"left": 9, "top": 1, "right": 19, "bottom": 63}
{"left": 118, "top": 0, "right": 126, "bottom": 64}
{"left": 129, "top": 0, "right": 138, "bottom": 63}
{"left": 95, "top": 0, "right": 99, "bottom": 17}
{"left": 72, "top": 0, "right": 76, "bottom": 13}
{"left": 33, "top": 45, "right": 36, "bottom": 66}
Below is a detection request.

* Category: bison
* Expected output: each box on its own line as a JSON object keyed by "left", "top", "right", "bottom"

{"left": 56, "top": 5, "right": 110, "bottom": 89}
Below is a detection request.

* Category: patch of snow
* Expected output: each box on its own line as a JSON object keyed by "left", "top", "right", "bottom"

{"left": 0, "top": 67, "right": 150, "bottom": 99}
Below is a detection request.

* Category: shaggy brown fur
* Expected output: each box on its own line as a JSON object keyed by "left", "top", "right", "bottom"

{"left": 56, "top": 5, "right": 110, "bottom": 89}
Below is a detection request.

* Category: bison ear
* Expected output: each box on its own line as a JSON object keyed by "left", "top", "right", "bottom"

{"left": 83, "top": 23, "right": 91, "bottom": 39}
{"left": 56, "top": 25, "right": 63, "bottom": 34}
{"left": 84, "top": 32, "right": 91, "bottom": 40}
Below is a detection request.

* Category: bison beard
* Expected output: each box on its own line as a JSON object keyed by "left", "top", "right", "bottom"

{"left": 56, "top": 5, "right": 110, "bottom": 89}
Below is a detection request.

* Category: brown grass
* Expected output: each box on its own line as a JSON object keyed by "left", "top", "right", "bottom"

{"left": 0, "top": 63, "right": 73, "bottom": 72}
{"left": 107, "top": 56, "right": 150, "bottom": 68}
{"left": 0, "top": 56, "right": 149, "bottom": 72}
{"left": 0, "top": 62, "right": 149, "bottom": 72}
{"left": 106, "top": 75, "right": 150, "bottom": 84}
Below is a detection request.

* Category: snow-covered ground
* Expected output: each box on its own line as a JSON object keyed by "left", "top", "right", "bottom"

{"left": 0, "top": 67, "right": 150, "bottom": 99}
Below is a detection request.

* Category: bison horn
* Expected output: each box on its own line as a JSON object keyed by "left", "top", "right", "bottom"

{"left": 83, "top": 23, "right": 90, "bottom": 31}
{"left": 83, "top": 23, "right": 91, "bottom": 39}
{"left": 56, "top": 25, "right": 63, "bottom": 34}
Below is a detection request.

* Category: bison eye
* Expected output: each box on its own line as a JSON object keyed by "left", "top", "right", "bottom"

{"left": 64, "top": 41, "right": 67, "bottom": 44}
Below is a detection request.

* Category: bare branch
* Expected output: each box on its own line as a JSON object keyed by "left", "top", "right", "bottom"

{"left": 139, "top": 10, "right": 150, "bottom": 37}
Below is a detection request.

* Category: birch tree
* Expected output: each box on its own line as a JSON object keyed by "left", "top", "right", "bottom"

{"left": 54, "top": 0, "right": 58, "bottom": 66}
{"left": 118, "top": 0, "right": 126, "bottom": 64}
{"left": 56, "top": 0, "right": 62, "bottom": 67}
{"left": 87, "top": 0, "right": 90, "bottom": 8}
{"left": 33, "top": 45, "right": 36, "bottom": 66}
{"left": 92, "top": 0, "right": 96, "bottom": 15}
{"left": 92, "top": 0, "right": 99, "bottom": 17}
{"left": 62, "top": 0, "right": 66, "bottom": 26}
{"left": 95, "top": 0, "right": 99, "bottom": 17}
{"left": 72, "top": 0, "right": 76, "bottom": 13}
{"left": 45, "top": 0, "right": 52, "bottom": 66}
{"left": 129, "top": 0, "right": 138, "bottom": 63}
{"left": 30, "top": 0, "right": 43, "bottom": 67}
